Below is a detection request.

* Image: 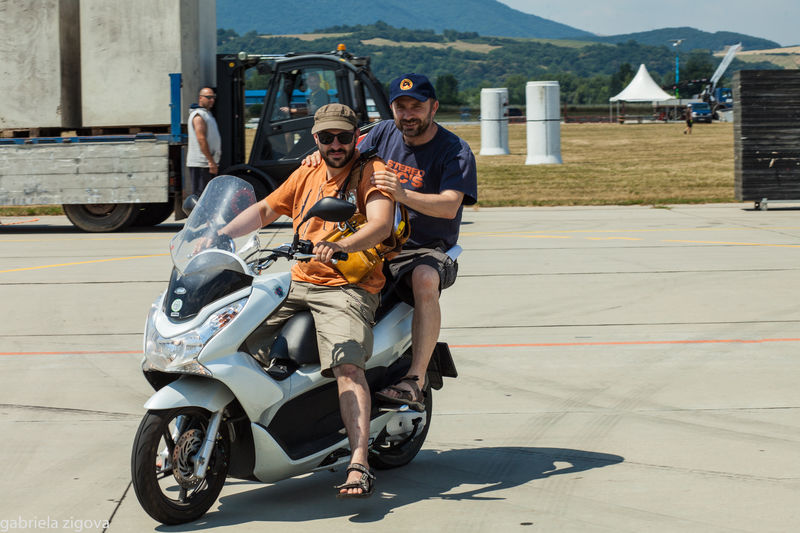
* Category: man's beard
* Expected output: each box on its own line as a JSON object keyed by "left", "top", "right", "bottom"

{"left": 394, "top": 111, "right": 433, "bottom": 138}
{"left": 320, "top": 143, "right": 355, "bottom": 168}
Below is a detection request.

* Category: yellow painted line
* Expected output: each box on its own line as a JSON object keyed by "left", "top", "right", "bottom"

{"left": 663, "top": 239, "right": 800, "bottom": 248}
{"left": 0, "top": 253, "right": 169, "bottom": 274}
{"left": 462, "top": 231, "right": 571, "bottom": 239}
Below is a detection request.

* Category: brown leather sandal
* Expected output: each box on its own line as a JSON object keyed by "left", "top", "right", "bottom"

{"left": 335, "top": 463, "right": 375, "bottom": 498}
{"left": 375, "top": 375, "right": 425, "bottom": 411}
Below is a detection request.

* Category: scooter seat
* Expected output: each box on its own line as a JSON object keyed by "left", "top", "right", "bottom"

{"left": 375, "top": 285, "right": 403, "bottom": 322}
{"left": 268, "top": 311, "right": 320, "bottom": 367}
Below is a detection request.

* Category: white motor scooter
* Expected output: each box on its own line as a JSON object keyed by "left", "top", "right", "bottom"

{"left": 131, "top": 175, "right": 459, "bottom": 524}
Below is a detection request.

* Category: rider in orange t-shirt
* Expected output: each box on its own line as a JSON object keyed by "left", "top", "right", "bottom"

{"left": 219, "top": 104, "right": 392, "bottom": 498}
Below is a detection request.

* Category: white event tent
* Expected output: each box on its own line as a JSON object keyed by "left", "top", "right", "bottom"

{"left": 609, "top": 64, "right": 674, "bottom": 122}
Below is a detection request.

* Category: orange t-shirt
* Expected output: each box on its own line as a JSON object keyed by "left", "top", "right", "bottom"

{"left": 266, "top": 152, "right": 389, "bottom": 294}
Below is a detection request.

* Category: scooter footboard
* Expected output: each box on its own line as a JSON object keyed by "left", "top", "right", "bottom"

{"left": 143, "top": 375, "right": 234, "bottom": 412}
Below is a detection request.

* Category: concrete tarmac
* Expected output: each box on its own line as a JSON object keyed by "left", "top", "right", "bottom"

{"left": 1, "top": 203, "right": 799, "bottom": 532}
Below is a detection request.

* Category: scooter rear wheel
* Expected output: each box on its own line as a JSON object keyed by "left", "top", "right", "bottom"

{"left": 370, "top": 386, "right": 433, "bottom": 469}
{"left": 131, "top": 407, "right": 230, "bottom": 525}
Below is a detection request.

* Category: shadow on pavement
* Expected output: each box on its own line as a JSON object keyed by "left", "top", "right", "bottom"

{"left": 155, "top": 446, "right": 623, "bottom": 531}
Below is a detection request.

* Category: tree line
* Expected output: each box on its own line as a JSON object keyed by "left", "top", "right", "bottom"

{"left": 217, "top": 23, "right": 781, "bottom": 106}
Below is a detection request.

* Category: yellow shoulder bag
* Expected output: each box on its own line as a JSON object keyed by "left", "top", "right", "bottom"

{"left": 322, "top": 151, "right": 410, "bottom": 284}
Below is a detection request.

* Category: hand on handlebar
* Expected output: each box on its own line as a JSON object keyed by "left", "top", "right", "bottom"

{"left": 313, "top": 240, "right": 347, "bottom": 263}
{"left": 192, "top": 236, "right": 214, "bottom": 255}
{"left": 191, "top": 231, "right": 234, "bottom": 255}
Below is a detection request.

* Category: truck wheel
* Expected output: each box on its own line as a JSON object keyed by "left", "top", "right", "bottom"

{"left": 63, "top": 203, "right": 138, "bottom": 232}
{"left": 133, "top": 203, "right": 175, "bottom": 227}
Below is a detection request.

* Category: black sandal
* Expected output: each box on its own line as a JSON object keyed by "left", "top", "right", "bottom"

{"left": 335, "top": 463, "right": 375, "bottom": 498}
{"left": 375, "top": 375, "right": 425, "bottom": 411}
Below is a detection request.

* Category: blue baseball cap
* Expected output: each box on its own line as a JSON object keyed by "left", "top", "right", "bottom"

{"left": 389, "top": 73, "right": 437, "bottom": 104}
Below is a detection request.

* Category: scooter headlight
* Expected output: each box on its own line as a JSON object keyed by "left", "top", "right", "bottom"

{"left": 143, "top": 297, "right": 247, "bottom": 375}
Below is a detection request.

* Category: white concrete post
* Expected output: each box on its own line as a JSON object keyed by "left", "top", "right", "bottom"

{"left": 479, "top": 88, "right": 510, "bottom": 155}
{"left": 525, "top": 81, "right": 563, "bottom": 165}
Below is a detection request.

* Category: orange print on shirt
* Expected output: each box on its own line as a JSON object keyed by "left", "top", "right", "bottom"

{"left": 387, "top": 159, "right": 425, "bottom": 189}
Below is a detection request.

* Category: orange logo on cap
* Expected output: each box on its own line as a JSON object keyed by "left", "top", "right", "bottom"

{"left": 400, "top": 79, "right": 413, "bottom": 90}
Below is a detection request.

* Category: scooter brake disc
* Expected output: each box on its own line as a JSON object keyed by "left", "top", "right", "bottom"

{"left": 172, "top": 428, "right": 204, "bottom": 488}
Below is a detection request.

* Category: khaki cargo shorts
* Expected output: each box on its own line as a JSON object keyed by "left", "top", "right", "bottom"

{"left": 258, "top": 282, "right": 379, "bottom": 377}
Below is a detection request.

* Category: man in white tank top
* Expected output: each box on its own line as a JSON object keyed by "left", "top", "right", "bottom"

{"left": 186, "top": 87, "right": 222, "bottom": 195}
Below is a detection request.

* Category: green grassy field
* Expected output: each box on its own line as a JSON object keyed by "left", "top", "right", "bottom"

{"left": 0, "top": 122, "right": 735, "bottom": 217}
{"left": 449, "top": 121, "right": 735, "bottom": 207}
{"left": 0, "top": 205, "right": 64, "bottom": 216}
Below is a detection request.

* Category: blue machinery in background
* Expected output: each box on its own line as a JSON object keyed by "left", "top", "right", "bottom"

{"left": 169, "top": 73, "right": 183, "bottom": 144}
{"left": 245, "top": 90, "right": 267, "bottom": 106}
{"left": 244, "top": 89, "right": 338, "bottom": 106}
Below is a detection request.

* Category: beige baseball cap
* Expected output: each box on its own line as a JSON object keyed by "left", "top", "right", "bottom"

{"left": 311, "top": 103, "right": 358, "bottom": 134}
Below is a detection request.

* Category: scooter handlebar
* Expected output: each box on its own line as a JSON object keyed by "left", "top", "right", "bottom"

{"left": 258, "top": 245, "right": 347, "bottom": 266}
{"left": 294, "top": 251, "right": 348, "bottom": 262}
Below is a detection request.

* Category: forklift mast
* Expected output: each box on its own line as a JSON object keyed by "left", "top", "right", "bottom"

{"left": 215, "top": 53, "right": 253, "bottom": 173}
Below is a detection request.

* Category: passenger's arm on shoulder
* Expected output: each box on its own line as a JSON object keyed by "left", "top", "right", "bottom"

{"left": 301, "top": 150, "right": 322, "bottom": 167}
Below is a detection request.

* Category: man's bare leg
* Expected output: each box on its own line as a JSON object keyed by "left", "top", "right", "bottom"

{"left": 381, "top": 264, "right": 440, "bottom": 399}
{"left": 334, "top": 363, "right": 372, "bottom": 495}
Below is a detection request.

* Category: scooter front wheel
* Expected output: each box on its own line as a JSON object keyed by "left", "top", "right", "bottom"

{"left": 370, "top": 386, "right": 433, "bottom": 469}
{"left": 131, "top": 407, "right": 230, "bottom": 525}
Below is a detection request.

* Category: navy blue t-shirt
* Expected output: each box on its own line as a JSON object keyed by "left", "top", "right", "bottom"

{"left": 361, "top": 120, "right": 477, "bottom": 249}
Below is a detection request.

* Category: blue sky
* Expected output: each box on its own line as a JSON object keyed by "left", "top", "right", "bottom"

{"left": 499, "top": 0, "right": 798, "bottom": 47}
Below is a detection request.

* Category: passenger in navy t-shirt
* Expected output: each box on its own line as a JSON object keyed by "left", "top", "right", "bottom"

{"left": 367, "top": 74, "right": 477, "bottom": 411}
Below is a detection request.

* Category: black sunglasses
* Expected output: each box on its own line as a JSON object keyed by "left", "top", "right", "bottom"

{"left": 317, "top": 131, "right": 355, "bottom": 145}
{"left": 200, "top": 94, "right": 216, "bottom": 99}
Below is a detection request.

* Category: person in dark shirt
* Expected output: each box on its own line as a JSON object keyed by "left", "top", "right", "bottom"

{"left": 364, "top": 74, "right": 477, "bottom": 410}
{"left": 301, "top": 73, "right": 477, "bottom": 411}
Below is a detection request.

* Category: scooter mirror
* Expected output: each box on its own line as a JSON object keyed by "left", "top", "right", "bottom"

{"left": 301, "top": 196, "right": 356, "bottom": 225}
{"left": 183, "top": 195, "right": 199, "bottom": 214}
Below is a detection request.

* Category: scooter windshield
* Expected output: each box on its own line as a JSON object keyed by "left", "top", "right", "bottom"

{"left": 170, "top": 175, "right": 261, "bottom": 276}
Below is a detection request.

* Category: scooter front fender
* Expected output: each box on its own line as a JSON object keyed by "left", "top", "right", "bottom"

{"left": 143, "top": 375, "right": 234, "bottom": 412}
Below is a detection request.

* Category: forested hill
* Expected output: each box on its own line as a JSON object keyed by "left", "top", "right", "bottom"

{"left": 579, "top": 27, "right": 779, "bottom": 52}
{"left": 216, "top": 0, "right": 592, "bottom": 39}
{"left": 217, "top": 23, "right": 781, "bottom": 105}
{"left": 217, "top": 0, "right": 780, "bottom": 51}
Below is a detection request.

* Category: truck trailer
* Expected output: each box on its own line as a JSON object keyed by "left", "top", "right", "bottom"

{"left": 0, "top": 0, "right": 391, "bottom": 231}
